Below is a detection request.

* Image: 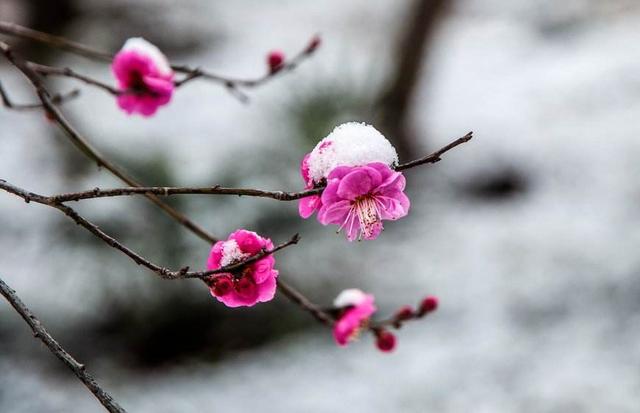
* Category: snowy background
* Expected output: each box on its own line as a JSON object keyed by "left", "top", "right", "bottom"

{"left": 1, "top": 0, "right": 640, "bottom": 412}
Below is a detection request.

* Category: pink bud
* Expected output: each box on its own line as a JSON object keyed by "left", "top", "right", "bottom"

{"left": 306, "top": 35, "right": 321, "bottom": 53}
{"left": 419, "top": 296, "right": 439, "bottom": 315}
{"left": 395, "top": 305, "right": 415, "bottom": 321}
{"left": 375, "top": 331, "right": 397, "bottom": 353}
{"left": 267, "top": 50, "right": 285, "bottom": 73}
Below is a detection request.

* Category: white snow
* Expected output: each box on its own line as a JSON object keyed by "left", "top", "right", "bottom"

{"left": 333, "top": 288, "right": 367, "bottom": 307}
{"left": 121, "top": 37, "right": 173, "bottom": 76}
{"left": 220, "top": 239, "right": 248, "bottom": 267}
{"left": 307, "top": 122, "right": 399, "bottom": 183}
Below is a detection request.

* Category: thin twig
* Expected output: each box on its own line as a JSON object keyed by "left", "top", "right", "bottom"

{"left": 0, "top": 179, "right": 298, "bottom": 280}
{"left": 0, "top": 79, "right": 79, "bottom": 110}
{"left": 47, "top": 133, "right": 472, "bottom": 203}
{"left": 0, "top": 21, "right": 320, "bottom": 100}
{"left": 396, "top": 131, "right": 473, "bottom": 171}
{"left": 28, "top": 62, "right": 120, "bottom": 95}
{"left": 0, "top": 21, "right": 113, "bottom": 62}
{"left": 0, "top": 275, "right": 126, "bottom": 413}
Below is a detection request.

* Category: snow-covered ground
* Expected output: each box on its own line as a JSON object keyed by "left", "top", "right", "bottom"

{"left": 2, "top": 0, "right": 640, "bottom": 411}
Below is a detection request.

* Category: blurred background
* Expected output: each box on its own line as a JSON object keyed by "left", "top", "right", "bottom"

{"left": 1, "top": 0, "right": 640, "bottom": 411}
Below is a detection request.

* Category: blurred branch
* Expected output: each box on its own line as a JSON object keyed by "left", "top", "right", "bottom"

{"left": 28, "top": 62, "right": 120, "bottom": 95}
{"left": 0, "top": 179, "right": 298, "bottom": 281}
{"left": 0, "top": 276, "right": 126, "bottom": 413}
{"left": 0, "top": 79, "right": 79, "bottom": 110}
{"left": 47, "top": 132, "right": 473, "bottom": 202}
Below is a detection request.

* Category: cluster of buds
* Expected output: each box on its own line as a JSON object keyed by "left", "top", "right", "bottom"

{"left": 330, "top": 290, "right": 439, "bottom": 353}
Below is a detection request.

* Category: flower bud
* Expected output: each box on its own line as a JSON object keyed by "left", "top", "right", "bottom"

{"left": 419, "top": 296, "right": 439, "bottom": 316}
{"left": 267, "top": 50, "right": 285, "bottom": 73}
{"left": 375, "top": 330, "right": 397, "bottom": 352}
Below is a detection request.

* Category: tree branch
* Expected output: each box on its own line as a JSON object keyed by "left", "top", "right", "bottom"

{"left": 0, "top": 275, "right": 126, "bottom": 413}
{"left": 0, "top": 179, "right": 298, "bottom": 281}
{"left": 0, "top": 21, "right": 319, "bottom": 101}
{"left": 0, "top": 79, "right": 79, "bottom": 110}
{"left": 46, "top": 132, "right": 472, "bottom": 203}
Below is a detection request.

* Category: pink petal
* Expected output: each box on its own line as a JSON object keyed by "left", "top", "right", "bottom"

{"left": 336, "top": 167, "right": 382, "bottom": 200}
{"left": 298, "top": 195, "right": 321, "bottom": 219}
{"left": 317, "top": 200, "right": 352, "bottom": 225}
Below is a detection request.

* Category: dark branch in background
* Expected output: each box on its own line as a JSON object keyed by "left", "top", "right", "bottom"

{"left": 0, "top": 179, "right": 298, "bottom": 281}
{"left": 376, "top": 0, "right": 450, "bottom": 160}
{"left": 0, "top": 276, "right": 126, "bottom": 413}
{"left": 0, "top": 79, "right": 79, "bottom": 110}
{"left": 47, "top": 132, "right": 472, "bottom": 202}
{"left": 0, "top": 21, "right": 320, "bottom": 102}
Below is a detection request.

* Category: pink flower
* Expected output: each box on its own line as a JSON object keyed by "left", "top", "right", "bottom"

{"left": 112, "top": 38, "right": 175, "bottom": 117}
{"left": 298, "top": 153, "right": 323, "bottom": 218}
{"left": 206, "top": 229, "right": 278, "bottom": 308}
{"left": 318, "top": 162, "right": 410, "bottom": 241}
{"left": 332, "top": 289, "right": 376, "bottom": 346}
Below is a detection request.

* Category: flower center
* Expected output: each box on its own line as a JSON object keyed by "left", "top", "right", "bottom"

{"left": 352, "top": 195, "right": 381, "bottom": 239}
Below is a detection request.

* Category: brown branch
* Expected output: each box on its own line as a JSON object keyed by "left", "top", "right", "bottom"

{"left": 47, "top": 132, "right": 472, "bottom": 203}
{"left": 0, "top": 179, "right": 298, "bottom": 281}
{"left": 0, "top": 21, "right": 113, "bottom": 62}
{"left": 0, "top": 275, "right": 126, "bottom": 413}
{"left": 0, "top": 21, "right": 319, "bottom": 101}
{"left": 396, "top": 131, "right": 473, "bottom": 171}
{"left": 28, "top": 62, "right": 120, "bottom": 95}
{"left": 0, "top": 79, "right": 79, "bottom": 110}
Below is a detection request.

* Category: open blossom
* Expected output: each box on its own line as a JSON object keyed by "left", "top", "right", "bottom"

{"left": 318, "top": 162, "right": 410, "bottom": 241}
{"left": 206, "top": 229, "right": 278, "bottom": 308}
{"left": 111, "top": 38, "right": 175, "bottom": 117}
{"left": 298, "top": 122, "right": 399, "bottom": 219}
{"left": 298, "top": 123, "right": 408, "bottom": 239}
{"left": 333, "top": 289, "right": 376, "bottom": 346}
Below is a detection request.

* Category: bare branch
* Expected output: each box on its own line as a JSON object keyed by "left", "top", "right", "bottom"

{"left": 0, "top": 21, "right": 113, "bottom": 62}
{"left": 47, "top": 133, "right": 472, "bottom": 203}
{"left": 396, "top": 131, "right": 473, "bottom": 171}
{"left": 0, "top": 275, "right": 126, "bottom": 413}
{"left": 0, "top": 179, "right": 298, "bottom": 281}
{"left": 0, "top": 79, "right": 79, "bottom": 110}
{"left": 0, "top": 21, "right": 320, "bottom": 101}
{"left": 28, "top": 62, "right": 120, "bottom": 95}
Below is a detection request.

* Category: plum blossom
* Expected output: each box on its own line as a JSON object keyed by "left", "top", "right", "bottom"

{"left": 111, "top": 37, "right": 175, "bottom": 116}
{"left": 332, "top": 289, "right": 376, "bottom": 346}
{"left": 318, "top": 162, "right": 410, "bottom": 241}
{"left": 297, "top": 122, "right": 398, "bottom": 217}
{"left": 206, "top": 229, "right": 278, "bottom": 308}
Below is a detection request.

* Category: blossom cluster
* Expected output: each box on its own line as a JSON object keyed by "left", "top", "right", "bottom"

{"left": 111, "top": 38, "right": 437, "bottom": 352}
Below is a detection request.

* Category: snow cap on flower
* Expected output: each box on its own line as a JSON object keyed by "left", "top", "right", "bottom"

{"left": 306, "top": 122, "right": 399, "bottom": 184}
{"left": 206, "top": 229, "right": 278, "bottom": 308}
{"left": 120, "top": 38, "right": 172, "bottom": 76}
{"left": 333, "top": 289, "right": 376, "bottom": 346}
{"left": 111, "top": 37, "right": 175, "bottom": 117}
{"left": 334, "top": 288, "right": 369, "bottom": 308}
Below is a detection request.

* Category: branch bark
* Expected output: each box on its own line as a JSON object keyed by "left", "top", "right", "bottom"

{"left": 0, "top": 275, "right": 126, "bottom": 413}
